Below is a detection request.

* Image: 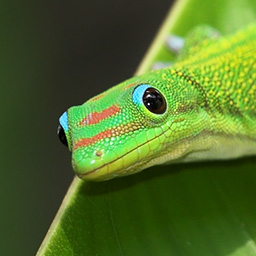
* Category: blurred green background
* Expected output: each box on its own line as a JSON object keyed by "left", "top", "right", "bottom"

{"left": 1, "top": 0, "right": 174, "bottom": 255}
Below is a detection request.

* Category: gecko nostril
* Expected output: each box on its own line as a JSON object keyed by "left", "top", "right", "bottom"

{"left": 95, "top": 150, "right": 103, "bottom": 157}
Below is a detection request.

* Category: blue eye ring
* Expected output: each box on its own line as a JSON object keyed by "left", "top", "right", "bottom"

{"left": 132, "top": 84, "right": 167, "bottom": 114}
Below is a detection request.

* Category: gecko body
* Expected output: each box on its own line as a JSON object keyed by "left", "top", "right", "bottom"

{"left": 58, "top": 24, "right": 256, "bottom": 181}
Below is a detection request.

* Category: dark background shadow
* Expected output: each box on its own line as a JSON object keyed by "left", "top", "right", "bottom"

{"left": 0, "top": 1, "right": 173, "bottom": 255}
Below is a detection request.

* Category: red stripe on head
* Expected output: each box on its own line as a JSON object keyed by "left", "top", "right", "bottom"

{"left": 73, "top": 122, "right": 141, "bottom": 150}
{"left": 73, "top": 129, "right": 113, "bottom": 150}
{"left": 79, "top": 105, "right": 120, "bottom": 126}
{"left": 123, "top": 83, "right": 136, "bottom": 90}
{"left": 89, "top": 94, "right": 105, "bottom": 102}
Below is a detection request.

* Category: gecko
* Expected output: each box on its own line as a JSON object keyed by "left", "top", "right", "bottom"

{"left": 57, "top": 24, "right": 256, "bottom": 181}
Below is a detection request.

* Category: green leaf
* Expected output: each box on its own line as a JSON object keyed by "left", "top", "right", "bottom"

{"left": 37, "top": 0, "right": 256, "bottom": 255}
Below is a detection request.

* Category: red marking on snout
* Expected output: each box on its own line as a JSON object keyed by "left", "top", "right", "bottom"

{"left": 79, "top": 105, "right": 120, "bottom": 126}
{"left": 73, "top": 129, "right": 113, "bottom": 150}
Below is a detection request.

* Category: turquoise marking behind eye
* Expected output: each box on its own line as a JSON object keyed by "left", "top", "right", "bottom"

{"left": 132, "top": 84, "right": 151, "bottom": 105}
{"left": 59, "top": 111, "right": 69, "bottom": 132}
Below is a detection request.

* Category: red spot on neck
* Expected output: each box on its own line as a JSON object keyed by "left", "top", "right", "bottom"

{"left": 79, "top": 105, "right": 120, "bottom": 126}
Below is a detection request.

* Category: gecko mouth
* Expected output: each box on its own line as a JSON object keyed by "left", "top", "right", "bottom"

{"left": 77, "top": 125, "right": 170, "bottom": 181}
{"left": 79, "top": 131, "right": 256, "bottom": 181}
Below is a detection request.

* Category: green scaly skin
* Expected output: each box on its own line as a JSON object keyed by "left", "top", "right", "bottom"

{"left": 59, "top": 24, "right": 256, "bottom": 181}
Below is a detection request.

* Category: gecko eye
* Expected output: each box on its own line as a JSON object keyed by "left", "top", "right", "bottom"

{"left": 133, "top": 84, "right": 167, "bottom": 115}
{"left": 142, "top": 87, "right": 166, "bottom": 114}
{"left": 57, "top": 124, "right": 68, "bottom": 147}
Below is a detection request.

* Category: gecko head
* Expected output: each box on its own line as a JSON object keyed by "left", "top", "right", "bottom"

{"left": 57, "top": 70, "right": 201, "bottom": 181}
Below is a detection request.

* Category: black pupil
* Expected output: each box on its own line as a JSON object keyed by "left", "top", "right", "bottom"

{"left": 142, "top": 87, "right": 166, "bottom": 114}
{"left": 57, "top": 125, "right": 68, "bottom": 147}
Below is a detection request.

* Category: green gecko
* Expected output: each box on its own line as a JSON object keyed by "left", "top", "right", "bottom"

{"left": 57, "top": 24, "right": 256, "bottom": 181}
